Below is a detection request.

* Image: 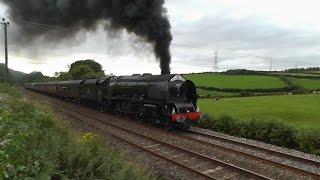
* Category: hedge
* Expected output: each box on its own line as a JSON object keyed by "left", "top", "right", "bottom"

{"left": 199, "top": 115, "right": 320, "bottom": 155}
{"left": 277, "top": 74, "right": 320, "bottom": 80}
{"left": 196, "top": 85, "right": 298, "bottom": 93}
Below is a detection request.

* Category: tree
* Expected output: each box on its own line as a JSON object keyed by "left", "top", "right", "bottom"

{"left": 69, "top": 65, "right": 104, "bottom": 80}
{"left": 69, "top": 60, "right": 103, "bottom": 73}
{"left": 55, "top": 72, "right": 72, "bottom": 81}
{"left": 25, "top": 71, "right": 48, "bottom": 83}
{"left": 55, "top": 60, "right": 105, "bottom": 80}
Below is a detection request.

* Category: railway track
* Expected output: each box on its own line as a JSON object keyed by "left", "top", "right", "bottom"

{"left": 24, "top": 89, "right": 320, "bottom": 179}
{"left": 191, "top": 128, "right": 320, "bottom": 166}
{"left": 24, "top": 90, "right": 270, "bottom": 180}
{"left": 178, "top": 129, "right": 320, "bottom": 179}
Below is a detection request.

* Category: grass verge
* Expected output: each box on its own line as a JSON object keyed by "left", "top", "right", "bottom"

{"left": 0, "top": 85, "right": 151, "bottom": 179}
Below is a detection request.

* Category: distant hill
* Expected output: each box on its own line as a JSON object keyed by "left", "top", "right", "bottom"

{"left": 0, "top": 63, "right": 27, "bottom": 83}
{"left": 0, "top": 63, "right": 50, "bottom": 84}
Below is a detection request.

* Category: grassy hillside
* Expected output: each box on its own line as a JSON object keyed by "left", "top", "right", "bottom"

{"left": 289, "top": 78, "right": 320, "bottom": 90}
{"left": 0, "top": 63, "right": 49, "bottom": 84}
{"left": 185, "top": 73, "right": 287, "bottom": 89}
{"left": 0, "top": 63, "right": 27, "bottom": 83}
{"left": 199, "top": 94, "right": 320, "bottom": 130}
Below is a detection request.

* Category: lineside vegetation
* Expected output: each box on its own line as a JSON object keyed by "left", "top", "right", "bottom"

{"left": 199, "top": 115, "right": 320, "bottom": 155}
{"left": 0, "top": 84, "right": 151, "bottom": 179}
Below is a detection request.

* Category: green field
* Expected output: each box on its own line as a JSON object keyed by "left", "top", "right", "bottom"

{"left": 289, "top": 78, "right": 320, "bottom": 90}
{"left": 199, "top": 94, "right": 320, "bottom": 130}
{"left": 185, "top": 74, "right": 287, "bottom": 89}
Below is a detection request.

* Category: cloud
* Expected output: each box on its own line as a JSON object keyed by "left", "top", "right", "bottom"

{"left": 1, "top": 0, "right": 320, "bottom": 75}
{"left": 170, "top": 13, "right": 320, "bottom": 72}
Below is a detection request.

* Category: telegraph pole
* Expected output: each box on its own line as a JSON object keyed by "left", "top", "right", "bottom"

{"left": 1, "top": 18, "right": 9, "bottom": 83}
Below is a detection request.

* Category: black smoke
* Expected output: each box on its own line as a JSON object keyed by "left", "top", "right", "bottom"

{"left": 3, "top": 0, "right": 172, "bottom": 74}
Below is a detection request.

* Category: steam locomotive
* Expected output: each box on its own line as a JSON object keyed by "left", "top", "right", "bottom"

{"left": 25, "top": 74, "right": 202, "bottom": 131}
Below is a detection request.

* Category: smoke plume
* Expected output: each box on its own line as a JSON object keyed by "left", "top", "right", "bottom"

{"left": 3, "top": 0, "right": 172, "bottom": 74}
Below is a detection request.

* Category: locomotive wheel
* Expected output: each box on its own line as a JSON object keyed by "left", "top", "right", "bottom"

{"left": 123, "top": 103, "right": 131, "bottom": 120}
{"left": 115, "top": 111, "right": 120, "bottom": 117}
{"left": 136, "top": 113, "right": 144, "bottom": 124}
{"left": 182, "top": 123, "right": 192, "bottom": 131}
{"left": 121, "top": 102, "right": 134, "bottom": 120}
{"left": 99, "top": 104, "right": 104, "bottom": 113}
{"left": 114, "top": 103, "right": 121, "bottom": 117}
{"left": 164, "top": 120, "right": 173, "bottom": 132}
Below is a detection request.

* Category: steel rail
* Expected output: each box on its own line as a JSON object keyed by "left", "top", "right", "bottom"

{"left": 23, "top": 90, "right": 236, "bottom": 179}
{"left": 51, "top": 101, "right": 270, "bottom": 180}
{"left": 25, "top": 89, "right": 320, "bottom": 179}
{"left": 190, "top": 128, "right": 320, "bottom": 167}
{"left": 178, "top": 132, "right": 320, "bottom": 179}
{"left": 25, "top": 90, "right": 271, "bottom": 180}
{"left": 56, "top": 105, "right": 215, "bottom": 180}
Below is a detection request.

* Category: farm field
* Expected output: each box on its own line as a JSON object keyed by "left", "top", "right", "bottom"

{"left": 185, "top": 73, "right": 287, "bottom": 89}
{"left": 289, "top": 78, "right": 320, "bottom": 90}
{"left": 199, "top": 94, "right": 320, "bottom": 130}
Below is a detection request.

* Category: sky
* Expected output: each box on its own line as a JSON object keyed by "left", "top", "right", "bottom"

{"left": 0, "top": 0, "right": 320, "bottom": 76}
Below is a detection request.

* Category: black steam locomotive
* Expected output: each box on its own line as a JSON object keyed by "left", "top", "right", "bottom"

{"left": 25, "top": 74, "right": 202, "bottom": 131}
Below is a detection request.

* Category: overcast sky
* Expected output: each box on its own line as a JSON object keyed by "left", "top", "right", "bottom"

{"left": 0, "top": 0, "right": 320, "bottom": 76}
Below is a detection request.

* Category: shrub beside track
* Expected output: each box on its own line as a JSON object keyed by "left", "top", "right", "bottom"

{"left": 199, "top": 115, "right": 320, "bottom": 156}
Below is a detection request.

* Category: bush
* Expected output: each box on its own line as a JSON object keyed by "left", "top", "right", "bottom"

{"left": 296, "top": 131, "right": 320, "bottom": 155}
{"left": 0, "top": 83, "right": 21, "bottom": 98}
{"left": 0, "top": 87, "right": 149, "bottom": 179}
{"left": 199, "top": 115, "right": 319, "bottom": 155}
